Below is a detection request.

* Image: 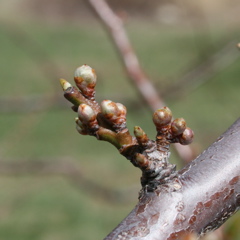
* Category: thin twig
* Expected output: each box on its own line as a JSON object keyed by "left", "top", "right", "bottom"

{"left": 86, "top": 0, "right": 195, "bottom": 163}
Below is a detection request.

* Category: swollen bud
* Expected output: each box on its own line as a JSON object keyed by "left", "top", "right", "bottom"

{"left": 171, "top": 118, "right": 186, "bottom": 136}
{"left": 178, "top": 127, "right": 194, "bottom": 145}
{"left": 153, "top": 107, "right": 172, "bottom": 128}
{"left": 100, "top": 100, "right": 120, "bottom": 119}
{"left": 116, "top": 103, "right": 127, "bottom": 116}
{"left": 78, "top": 104, "right": 96, "bottom": 123}
{"left": 74, "top": 65, "right": 97, "bottom": 98}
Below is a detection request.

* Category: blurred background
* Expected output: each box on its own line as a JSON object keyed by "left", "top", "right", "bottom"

{"left": 0, "top": 0, "right": 240, "bottom": 239}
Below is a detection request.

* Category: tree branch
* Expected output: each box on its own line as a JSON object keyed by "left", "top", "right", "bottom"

{"left": 105, "top": 118, "right": 240, "bottom": 239}
{"left": 60, "top": 64, "right": 240, "bottom": 239}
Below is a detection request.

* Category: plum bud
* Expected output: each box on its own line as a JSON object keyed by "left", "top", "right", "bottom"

{"left": 153, "top": 107, "right": 172, "bottom": 127}
{"left": 100, "top": 100, "right": 120, "bottom": 119}
{"left": 178, "top": 127, "right": 194, "bottom": 145}
{"left": 74, "top": 64, "right": 97, "bottom": 88}
{"left": 116, "top": 103, "right": 127, "bottom": 116}
{"left": 171, "top": 118, "right": 186, "bottom": 136}
{"left": 78, "top": 104, "right": 96, "bottom": 122}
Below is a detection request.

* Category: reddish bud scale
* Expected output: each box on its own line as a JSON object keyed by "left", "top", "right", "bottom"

{"left": 135, "top": 153, "right": 149, "bottom": 169}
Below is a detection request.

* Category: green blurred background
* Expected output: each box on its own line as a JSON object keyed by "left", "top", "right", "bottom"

{"left": 0, "top": 0, "right": 240, "bottom": 239}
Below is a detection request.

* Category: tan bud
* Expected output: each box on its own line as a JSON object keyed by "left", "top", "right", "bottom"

{"left": 78, "top": 104, "right": 96, "bottom": 122}
{"left": 74, "top": 64, "right": 97, "bottom": 88}
{"left": 100, "top": 100, "right": 120, "bottom": 119}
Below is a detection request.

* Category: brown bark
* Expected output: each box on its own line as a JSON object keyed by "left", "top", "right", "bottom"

{"left": 105, "top": 118, "right": 240, "bottom": 239}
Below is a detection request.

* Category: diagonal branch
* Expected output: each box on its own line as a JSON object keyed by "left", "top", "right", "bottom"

{"left": 105, "top": 118, "right": 240, "bottom": 239}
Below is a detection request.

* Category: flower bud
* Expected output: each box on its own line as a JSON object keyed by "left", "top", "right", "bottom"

{"left": 74, "top": 65, "right": 97, "bottom": 97}
{"left": 100, "top": 100, "right": 120, "bottom": 119}
{"left": 153, "top": 107, "right": 172, "bottom": 128}
{"left": 171, "top": 118, "right": 186, "bottom": 136}
{"left": 116, "top": 103, "right": 127, "bottom": 116}
{"left": 178, "top": 127, "right": 194, "bottom": 145}
{"left": 78, "top": 104, "right": 96, "bottom": 123}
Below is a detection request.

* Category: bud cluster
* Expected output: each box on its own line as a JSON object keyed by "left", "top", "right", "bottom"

{"left": 60, "top": 64, "right": 194, "bottom": 191}
{"left": 100, "top": 100, "right": 127, "bottom": 132}
{"left": 153, "top": 107, "right": 194, "bottom": 146}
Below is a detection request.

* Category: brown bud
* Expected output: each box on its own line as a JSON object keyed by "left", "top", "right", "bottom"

{"left": 153, "top": 107, "right": 172, "bottom": 128}
{"left": 178, "top": 127, "right": 194, "bottom": 145}
{"left": 171, "top": 118, "right": 186, "bottom": 136}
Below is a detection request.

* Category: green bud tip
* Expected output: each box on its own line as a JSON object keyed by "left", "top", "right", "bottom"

{"left": 60, "top": 78, "right": 72, "bottom": 91}
{"left": 134, "top": 126, "right": 144, "bottom": 138}
{"left": 78, "top": 104, "right": 96, "bottom": 122}
{"left": 74, "top": 64, "right": 97, "bottom": 86}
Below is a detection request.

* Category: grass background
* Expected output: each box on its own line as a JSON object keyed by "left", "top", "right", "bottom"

{"left": 0, "top": 3, "right": 240, "bottom": 239}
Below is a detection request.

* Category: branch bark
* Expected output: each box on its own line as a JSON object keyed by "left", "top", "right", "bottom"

{"left": 105, "top": 118, "right": 240, "bottom": 239}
